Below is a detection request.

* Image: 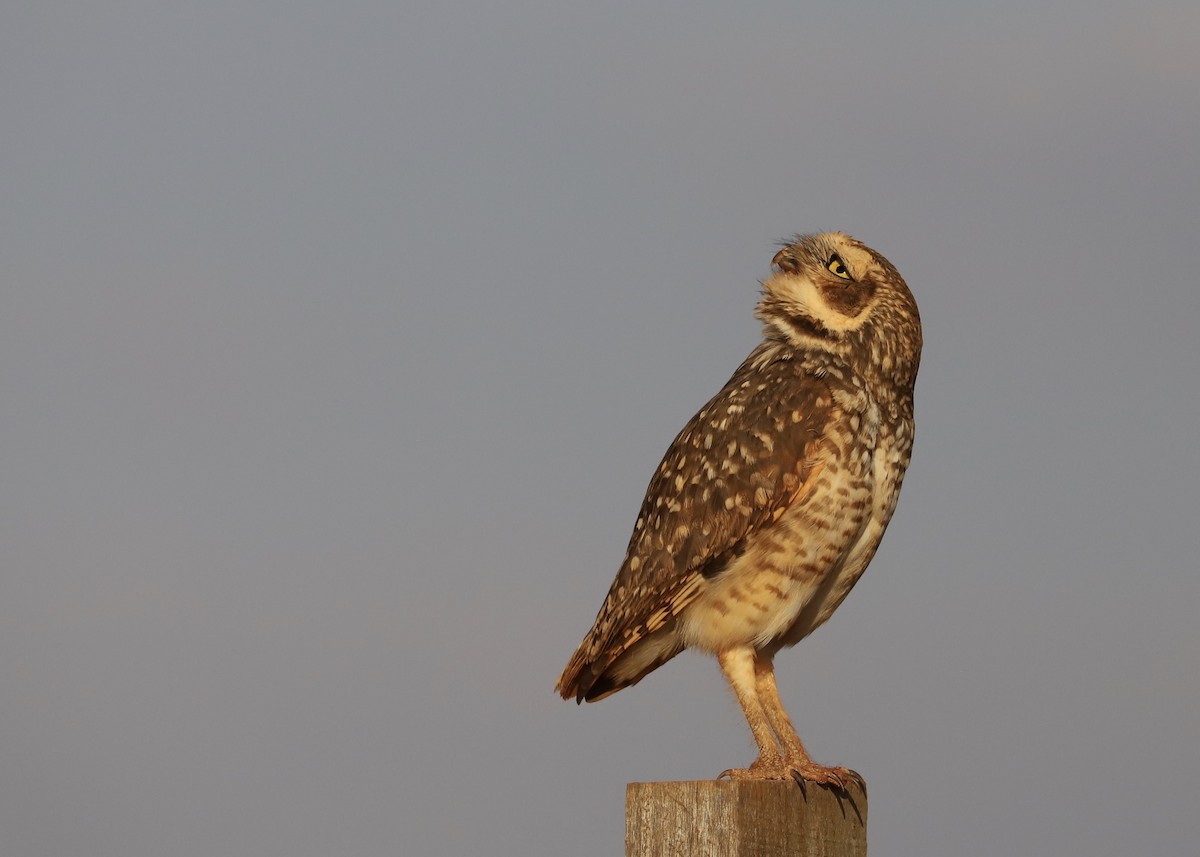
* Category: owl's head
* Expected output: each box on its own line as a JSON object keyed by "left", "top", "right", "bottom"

{"left": 756, "top": 231, "right": 922, "bottom": 389}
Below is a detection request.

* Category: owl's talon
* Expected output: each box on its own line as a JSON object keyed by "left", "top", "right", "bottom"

{"left": 785, "top": 761, "right": 863, "bottom": 794}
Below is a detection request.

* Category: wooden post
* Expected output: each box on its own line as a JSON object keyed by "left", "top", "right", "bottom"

{"left": 626, "top": 779, "right": 866, "bottom": 857}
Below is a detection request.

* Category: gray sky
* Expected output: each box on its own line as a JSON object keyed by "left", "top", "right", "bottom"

{"left": 3, "top": 2, "right": 1198, "bottom": 855}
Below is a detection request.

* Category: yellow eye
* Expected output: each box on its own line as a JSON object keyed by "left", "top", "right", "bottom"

{"left": 827, "top": 254, "right": 851, "bottom": 280}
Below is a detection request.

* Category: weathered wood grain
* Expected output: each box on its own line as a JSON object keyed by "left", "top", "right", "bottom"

{"left": 626, "top": 779, "right": 866, "bottom": 857}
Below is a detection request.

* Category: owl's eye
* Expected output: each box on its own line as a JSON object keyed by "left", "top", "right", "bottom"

{"left": 827, "top": 254, "right": 851, "bottom": 280}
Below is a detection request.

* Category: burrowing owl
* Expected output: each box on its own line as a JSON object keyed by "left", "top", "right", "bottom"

{"left": 556, "top": 232, "right": 921, "bottom": 786}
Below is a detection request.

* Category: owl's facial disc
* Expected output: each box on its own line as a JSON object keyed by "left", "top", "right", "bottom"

{"left": 762, "top": 266, "right": 876, "bottom": 338}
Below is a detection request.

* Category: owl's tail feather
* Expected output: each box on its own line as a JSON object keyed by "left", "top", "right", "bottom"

{"left": 556, "top": 628, "right": 684, "bottom": 703}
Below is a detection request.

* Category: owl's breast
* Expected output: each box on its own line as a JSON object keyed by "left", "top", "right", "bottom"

{"left": 677, "top": 393, "right": 912, "bottom": 654}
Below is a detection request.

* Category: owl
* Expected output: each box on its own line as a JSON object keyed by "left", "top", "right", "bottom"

{"left": 556, "top": 232, "right": 922, "bottom": 787}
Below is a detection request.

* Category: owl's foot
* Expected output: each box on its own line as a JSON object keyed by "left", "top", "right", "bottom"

{"left": 788, "top": 762, "right": 864, "bottom": 794}
{"left": 717, "top": 756, "right": 863, "bottom": 793}
{"left": 717, "top": 753, "right": 790, "bottom": 782}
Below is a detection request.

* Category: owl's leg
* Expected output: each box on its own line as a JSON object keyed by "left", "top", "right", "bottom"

{"left": 715, "top": 647, "right": 789, "bottom": 780}
{"left": 754, "top": 653, "right": 864, "bottom": 791}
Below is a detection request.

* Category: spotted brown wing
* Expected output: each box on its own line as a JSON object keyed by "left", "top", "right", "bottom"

{"left": 557, "top": 345, "right": 832, "bottom": 701}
